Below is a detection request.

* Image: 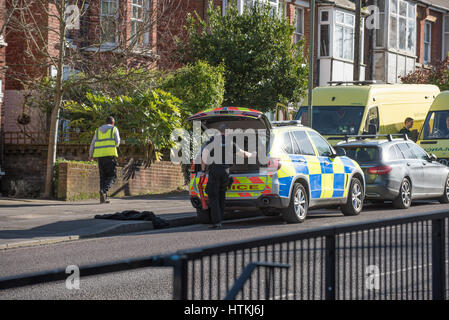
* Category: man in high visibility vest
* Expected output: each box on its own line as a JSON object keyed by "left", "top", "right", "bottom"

{"left": 89, "top": 116, "right": 120, "bottom": 203}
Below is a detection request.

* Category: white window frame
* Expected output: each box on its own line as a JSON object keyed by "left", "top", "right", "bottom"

{"left": 443, "top": 15, "right": 449, "bottom": 60}
{"left": 374, "top": 0, "right": 386, "bottom": 48}
{"left": 334, "top": 10, "right": 356, "bottom": 61}
{"left": 388, "top": 0, "right": 416, "bottom": 55}
{"left": 294, "top": 6, "right": 304, "bottom": 43}
{"left": 100, "top": 0, "right": 119, "bottom": 46}
{"left": 223, "top": 0, "right": 281, "bottom": 16}
{"left": 318, "top": 9, "right": 331, "bottom": 58}
{"left": 424, "top": 21, "right": 431, "bottom": 65}
{"left": 130, "top": 0, "right": 150, "bottom": 46}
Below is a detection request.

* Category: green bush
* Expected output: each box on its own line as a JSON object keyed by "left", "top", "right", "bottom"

{"left": 161, "top": 60, "right": 225, "bottom": 116}
{"left": 65, "top": 89, "right": 182, "bottom": 162}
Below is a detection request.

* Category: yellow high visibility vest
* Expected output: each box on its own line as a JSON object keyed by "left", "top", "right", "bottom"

{"left": 92, "top": 127, "right": 118, "bottom": 158}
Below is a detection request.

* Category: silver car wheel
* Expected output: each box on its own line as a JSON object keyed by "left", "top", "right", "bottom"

{"left": 351, "top": 182, "right": 362, "bottom": 212}
{"left": 294, "top": 188, "right": 306, "bottom": 219}
{"left": 445, "top": 178, "right": 449, "bottom": 199}
{"left": 401, "top": 180, "right": 411, "bottom": 207}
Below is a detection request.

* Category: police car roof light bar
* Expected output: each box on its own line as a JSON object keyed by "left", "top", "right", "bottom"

{"left": 271, "top": 120, "right": 302, "bottom": 127}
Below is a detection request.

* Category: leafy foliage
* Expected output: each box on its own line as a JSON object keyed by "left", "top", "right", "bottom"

{"left": 400, "top": 56, "right": 449, "bottom": 91}
{"left": 161, "top": 60, "right": 225, "bottom": 116}
{"left": 181, "top": 1, "right": 308, "bottom": 112}
{"left": 65, "top": 89, "right": 182, "bottom": 162}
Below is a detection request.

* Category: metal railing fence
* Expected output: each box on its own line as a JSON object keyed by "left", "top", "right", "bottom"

{"left": 0, "top": 210, "right": 448, "bottom": 300}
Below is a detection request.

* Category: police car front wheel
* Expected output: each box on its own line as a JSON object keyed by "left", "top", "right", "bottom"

{"left": 282, "top": 183, "right": 308, "bottom": 224}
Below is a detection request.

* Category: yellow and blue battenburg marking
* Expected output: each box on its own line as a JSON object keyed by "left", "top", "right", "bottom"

{"left": 277, "top": 154, "right": 358, "bottom": 199}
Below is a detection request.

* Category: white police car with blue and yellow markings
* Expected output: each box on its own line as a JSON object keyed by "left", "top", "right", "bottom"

{"left": 188, "top": 107, "right": 365, "bottom": 224}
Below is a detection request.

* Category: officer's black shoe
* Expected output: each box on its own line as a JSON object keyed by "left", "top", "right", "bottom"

{"left": 209, "top": 223, "right": 222, "bottom": 229}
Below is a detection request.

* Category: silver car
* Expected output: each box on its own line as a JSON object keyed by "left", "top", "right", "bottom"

{"left": 337, "top": 135, "right": 449, "bottom": 209}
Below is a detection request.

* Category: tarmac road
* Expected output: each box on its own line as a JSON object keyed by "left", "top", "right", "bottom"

{"left": 1, "top": 199, "right": 449, "bottom": 300}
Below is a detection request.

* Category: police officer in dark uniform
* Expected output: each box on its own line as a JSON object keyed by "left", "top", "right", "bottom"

{"left": 200, "top": 123, "right": 255, "bottom": 229}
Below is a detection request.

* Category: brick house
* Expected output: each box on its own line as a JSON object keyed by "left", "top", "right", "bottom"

{"left": 1, "top": 0, "right": 449, "bottom": 194}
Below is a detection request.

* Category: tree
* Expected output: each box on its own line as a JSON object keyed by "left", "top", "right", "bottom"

{"left": 400, "top": 56, "right": 449, "bottom": 91}
{"left": 181, "top": 1, "right": 308, "bottom": 112}
{"left": 160, "top": 60, "right": 225, "bottom": 116}
{"left": 6, "top": 0, "right": 187, "bottom": 197}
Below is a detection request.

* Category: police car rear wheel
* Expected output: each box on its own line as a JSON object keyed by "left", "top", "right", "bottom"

{"left": 341, "top": 177, "right": 363, "bottom": 216}
{"left": 438, "top": 176, "right": 449, "bottom": 204}
{"left": 282, "top": 183, "right": 308, "bottom": 223}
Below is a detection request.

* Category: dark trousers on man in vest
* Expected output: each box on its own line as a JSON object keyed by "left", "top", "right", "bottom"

{"left": 98, "top": 156, "right": 118, "bottom": 194}
{"left": 205, "top": 164, "right": 228, "bottom": 226}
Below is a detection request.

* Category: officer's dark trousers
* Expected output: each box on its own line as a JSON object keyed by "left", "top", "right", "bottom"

{"left": 206, "top": 165, "right": 228, "bottom": 225}
{"left": 98, "top": 156, "right": 118, "bottom": 194}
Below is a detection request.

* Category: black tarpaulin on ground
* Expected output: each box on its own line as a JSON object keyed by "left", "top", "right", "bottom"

{"left": 95, "top": 210, "right": 170, "bottom": 229}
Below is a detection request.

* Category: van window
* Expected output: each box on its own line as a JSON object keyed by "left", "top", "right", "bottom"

{"left": 305, "top": 106, "right": 364, "bottom": 135}
{"left": 308, "top": 131, "right": 333, "bottom": 156}
{"left": 421, "top": 110, "right": 449, "bottom": 139}
{"left": 292, "top": 130, "right": 315, "bottom": 155}
{"left": 364, "top": 107, "right": 379, "bottom": 133}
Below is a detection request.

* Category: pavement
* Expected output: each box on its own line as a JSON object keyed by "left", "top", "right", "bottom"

{"left": 0, "top": 192, "right": 203, "bottom": 250}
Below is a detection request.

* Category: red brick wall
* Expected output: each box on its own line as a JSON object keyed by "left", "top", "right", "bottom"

{"left": 417, "top": 6, "right": 443, "bottom": 67}
{"left": 0, "top": 0, "right": 5, "bottom": 135}
{"left": 57, "top": 161, "right": 185, "bottom": 201}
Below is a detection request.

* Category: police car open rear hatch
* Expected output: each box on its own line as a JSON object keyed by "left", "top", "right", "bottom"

{"left": 188, "top": 107, "right": 273, "bottom": 200}
{"left": 187, "top": 107, "right": 271, "bottom": 153}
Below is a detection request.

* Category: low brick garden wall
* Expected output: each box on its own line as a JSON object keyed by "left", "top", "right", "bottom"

{"left": 57, "top": 161, "right": 186, "bottom": 201}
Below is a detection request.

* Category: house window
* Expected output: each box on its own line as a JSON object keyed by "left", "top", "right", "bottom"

{"left": 334, "top": 10, "right": 355, "bottom": 61}
{"left": 223, "top": 0, "right": 281, "bottom": 16}
{"left": 444, "top": 15, "right": 449, "bottom": 59}
{"left": 319, "top": 10, "right": 330, "bottom": 57}
{"left": 375, "top": 0, "right": 385, "bottom": 47}
{"left": 424, "top": 21, "right": 431, "bottom": 64}
{"left": 131, "top": 0, "right": 150, "bottom": 46}
{"left": 389, "top": 0, "right": 415, "bottom": 54}
{"left": 100, "top": 0, "right": 118, "bottom": 45}
{"left": 294, "top": 7, "right": 304, "bottom": 43}
{"left": 246, "top": 0, "right": 280, "bottom": 16}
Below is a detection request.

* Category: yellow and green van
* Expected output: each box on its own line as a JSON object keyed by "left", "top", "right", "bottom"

{"left": 295, "top": 84, "right": 440, "bottom": 145}
{"left": 417, "top": 91, "right": 449, "bottom": 166}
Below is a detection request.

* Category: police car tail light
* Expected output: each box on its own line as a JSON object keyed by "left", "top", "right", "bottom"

{"left": 368, "top": 165, "right": 392, "bottom": 175}
{"left": 267, "top": 158, "right": 282, "bottom": 171}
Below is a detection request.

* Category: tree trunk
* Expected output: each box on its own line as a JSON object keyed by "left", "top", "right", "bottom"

{"left": 43, "top": 1, "right": 66, "bottom": 198}
{"left": 43, "top": 101, "right": 61, "bottom": 197}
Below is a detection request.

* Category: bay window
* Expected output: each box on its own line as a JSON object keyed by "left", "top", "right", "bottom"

{"left": 334, "top": 11, "right": 355, "bottom": 61}
{"left": 389, "top": 0, "right": 415, "bottom": 55}
{"left": 319, "top": 10, "right": 330, "bottom": 57}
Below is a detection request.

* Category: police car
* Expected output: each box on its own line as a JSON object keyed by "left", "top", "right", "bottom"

{"left": 188, "top": 107, "right": 365, "bottom": 224}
